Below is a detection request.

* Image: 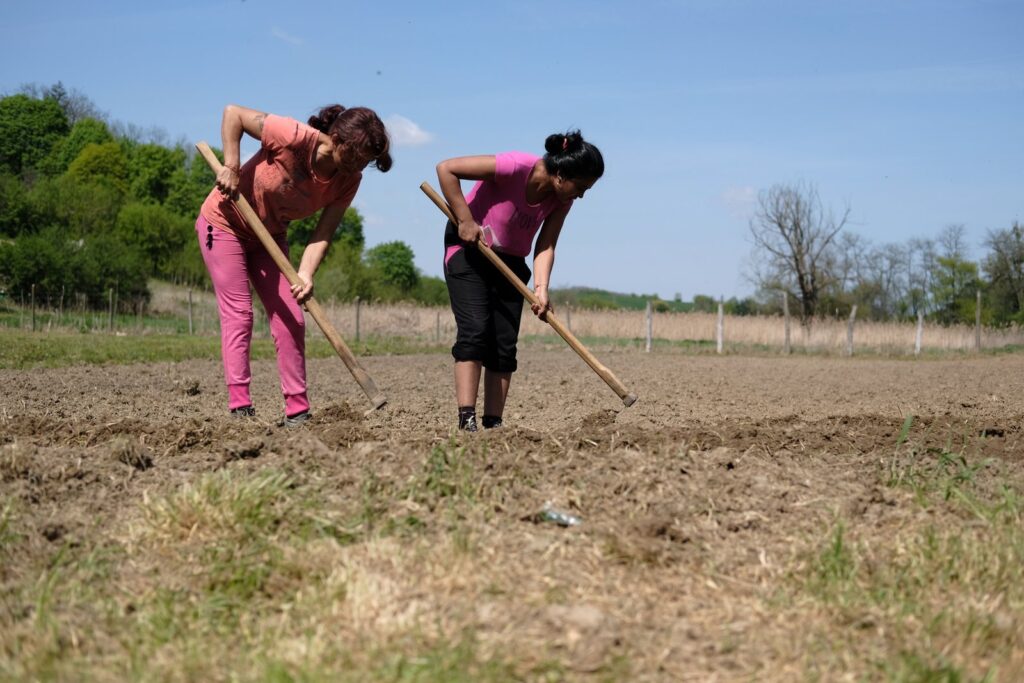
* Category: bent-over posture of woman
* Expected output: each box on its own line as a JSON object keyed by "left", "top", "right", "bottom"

{"left": 198, "top": 104, "right": 391, "bottom": 425}
{"left": 436, "top": 130, "right": 604, "bottom": 431}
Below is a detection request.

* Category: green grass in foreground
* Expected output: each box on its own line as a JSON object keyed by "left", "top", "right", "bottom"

{"left": 0, "top": 328, "right": 447, "bottom": 369}
{"left": 789, "top": 417, "right": 1024, "bottom": 680}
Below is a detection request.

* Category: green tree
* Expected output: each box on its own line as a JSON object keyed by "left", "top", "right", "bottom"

{"left": 723, "top": 297, "right": 762, "bottom": 316}
{"left": 0, "top": 173, "right": 31, "bottom": 236}
{"left": 982, "top": 222, "right": 1024, "bottom": 325}
{"left": 74, "top": 234, "right": 149, "bottom": 307}
{"left": 0, "top": 226, "right": 147, "bottom": 307}
{"left": 0, "top": 227, "right": 74, "bottom": 299}
{"left": 125, "top": 142, "right": 186, "bottom": 204}
{"left": 67, "top": 142, "right": 130, "bottom": 195}
{"left": 315, "top": 242, "right": 376, "bottom": 301}
{"left": 410, "top": 275, "right": 449, "bottom": 306}
{"left": 163, "top": 234, "right": 208, "bottom": 287}
{"left": 28, "top": 175, "right": 124, "bottom": 236}
{"left": 366, "top": 241, "right": 419, "bottom": 293}
{"left": 288, "top": 206, "right": 365, "bottom": 253}
{"left": 165, "top": 151, "right": 216, "bottom": 217}
{"left": 691, "top": 294, "right": 718, "bottom": 313}
{"left": 930, "top": 255, "right": 981, "bottom": 325}
{"left": 114, "top": 202, "right": 192, "bottom": 276}
{"left": 0, "top": 94, "right": 69, "bottom": 176}
{"left": 41, "top": 117, "right": 113, "bottom": 176}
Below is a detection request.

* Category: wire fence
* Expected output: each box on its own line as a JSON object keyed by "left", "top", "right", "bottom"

{"left": 3, "top": 283, "right": 1023, "bottom": 355}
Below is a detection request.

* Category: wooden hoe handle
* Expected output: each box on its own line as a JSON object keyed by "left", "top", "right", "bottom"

{"left": 420, "top": 182, "right": 637, "bottom": 407}
{"left": 195, "top": 142, "right": 387, "bottom": 410}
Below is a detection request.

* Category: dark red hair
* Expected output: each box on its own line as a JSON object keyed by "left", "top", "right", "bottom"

{"left": 308, "top": 105, "right": 392, "bottom": 172}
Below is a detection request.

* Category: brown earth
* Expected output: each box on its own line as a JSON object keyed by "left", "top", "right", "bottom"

{"left": 2, "top": 349, "right": 1023, "bottom": 680}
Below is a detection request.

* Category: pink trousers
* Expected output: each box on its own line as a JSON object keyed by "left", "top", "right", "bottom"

{"left": 196, "top": 215, "right": 309, "bottom": 417}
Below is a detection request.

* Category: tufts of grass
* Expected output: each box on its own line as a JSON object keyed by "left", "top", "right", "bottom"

{"left": 0, "top": 499, "right": 19, "bottom": 553}
{"left": 140, "top": 469, "right": 297, "bottom": 543}
{"left": 409, "top": 441, "right": 479, "bottom": 510}
{"left": 792, "top": 423, "right": 1024, "bottom": 680}
{"left": 886, "top": 416, "right": 997, "bottom": 515}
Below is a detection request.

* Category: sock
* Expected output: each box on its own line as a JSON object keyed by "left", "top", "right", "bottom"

{"left": 482, "top": 415, "right": 503, "bottom": 429}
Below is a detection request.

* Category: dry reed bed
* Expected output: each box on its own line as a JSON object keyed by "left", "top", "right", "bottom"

{"left": 521, "top": 309, "right": 1024, "bottom": 353}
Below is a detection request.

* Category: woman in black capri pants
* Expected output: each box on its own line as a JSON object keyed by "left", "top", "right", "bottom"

{"left": 436, "top": 130, "right": 604, "bottom": 431}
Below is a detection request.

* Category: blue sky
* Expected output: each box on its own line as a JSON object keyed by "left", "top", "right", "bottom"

{"left": 2, "top": 0, "right": 1021, "bottom": 300}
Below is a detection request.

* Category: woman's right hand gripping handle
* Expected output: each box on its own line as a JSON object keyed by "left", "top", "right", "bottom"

{"left": 457, "top": 218, "right": 484, "bottom": 244}
{"left": 436, "top": 155, "right": 497, "bottom": 246}
{"left": 215, "top": 165, "right": 240, "bottom": 199}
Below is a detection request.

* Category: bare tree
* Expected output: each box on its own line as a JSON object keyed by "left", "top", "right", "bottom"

{"left": 905, "top": 237, "right": 936, "bottom": 316}
{"left": 937, "top": 224, "right": 968, "bottom": 261}
{"left": 749, "top": 183, "right": 850, "bottom": 323}
{"left": 16, "top": 81, "right": 104, "bottom": 125}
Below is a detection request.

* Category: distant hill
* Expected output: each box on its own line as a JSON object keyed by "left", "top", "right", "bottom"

{"left": 549, "top": 287, "right": 767, "bottom": 315}
{"left": 549, "top": 287, "right": 693, "bottom": 313}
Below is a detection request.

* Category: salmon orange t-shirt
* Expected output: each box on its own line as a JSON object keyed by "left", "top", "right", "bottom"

{"left": 200, "top": 114, "right": 361, "bottom": 239}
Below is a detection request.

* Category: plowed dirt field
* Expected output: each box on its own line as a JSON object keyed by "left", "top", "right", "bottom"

{"left": 2, "top": 349, "right": 1022, "bottom": 680}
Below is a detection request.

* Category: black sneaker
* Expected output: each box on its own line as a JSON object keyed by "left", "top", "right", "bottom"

{"left": 280, "top": 410, "right": 312, "bottom": 428}
{"left": 459, "top": 413, "right": 478, "bottom": 432}
{"left": 230, "top": 405, "right": 256, "bottom": 418}
{"left": 482, "top": 415, "right": 503, "bottom": 429}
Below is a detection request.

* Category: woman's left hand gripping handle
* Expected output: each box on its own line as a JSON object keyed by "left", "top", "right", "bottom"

{"left": 291, "top": 271, "right": 314, "bottom": 304}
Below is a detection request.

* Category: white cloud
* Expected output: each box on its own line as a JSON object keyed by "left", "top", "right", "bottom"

{"left": 271, "top": 27, "right": 303, "bottom": 46}
{"left": 384, "top": 114, "right": 434, "bottom": 147}
{"left": 721, "top": 186, "right": 757, "bottom": 219}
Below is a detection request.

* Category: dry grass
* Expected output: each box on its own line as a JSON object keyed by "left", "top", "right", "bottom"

{"left": 522, "top": 308, "right": 1024, "bottom": 354}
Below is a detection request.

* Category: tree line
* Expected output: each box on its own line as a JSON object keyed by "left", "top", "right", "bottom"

{"left": 746, "top": 183, "right": 1022, "bottom": 326}
{"left": 0, "top": 83, "right": 447, "bottom": 312}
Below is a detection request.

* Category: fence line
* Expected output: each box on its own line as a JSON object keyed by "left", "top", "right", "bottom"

{"left": 519, "top": 303, "right": 1024, "bottom": 354}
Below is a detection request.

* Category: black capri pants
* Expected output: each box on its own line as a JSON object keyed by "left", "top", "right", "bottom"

{"left": 443, "top": 222, "right": 531, "bottom": 373}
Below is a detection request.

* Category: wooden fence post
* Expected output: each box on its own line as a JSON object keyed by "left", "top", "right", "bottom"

{"left": 30, "top": 284, "right": 36, "bottom": 332}
{"left": 355, "top": 296, "right": 361, "bottom": 342}
{"left": 846, "top": 305, "right": 858, "bottom": 356}
{"left": 716, "top": 298, "right": 724, "bottom": 354}
{"left": 108, "top": 287, "right": 114, "bottom": 332}
{"left": 645, "top": 300, "right": 652, "bottom": 353}
{"left": 975, "top": 289, "right": 982, "bottom": 352}
{"left": 565, "top": 303, "right": 572, "bottom": 333}
{"left": 782, "top": 291, "right": 791, "bottom": 355}
{"left": 435, "top": 309, "right": 441, "bottom": 343}
{"left": 58, "top": 285, "right": 64, "bottom": 325}
{"left": 915, "top": 310, "right": 924, "bottom": 356}
{"left": 188, "top": 288, "right": 194, "bottom": 335}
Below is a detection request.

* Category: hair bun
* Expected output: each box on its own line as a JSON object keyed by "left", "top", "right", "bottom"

{"left": 308, "top": 104, "right": 347, "bottom": 133}
{"left": 545, "top": 130, "right": 585, "bottom": 155}
{"left": 541, "top": 129, "right": 604, "bottom": 181}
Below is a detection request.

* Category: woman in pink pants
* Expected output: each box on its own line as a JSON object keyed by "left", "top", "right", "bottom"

{"left": 198, "top": 103, "right": 391, "bottom": 425}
